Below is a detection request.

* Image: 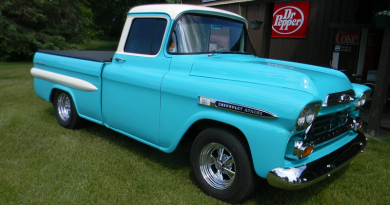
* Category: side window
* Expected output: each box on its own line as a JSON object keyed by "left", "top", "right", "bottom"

{"left": 124, "top": 18, "right": 167, "bottom": 55}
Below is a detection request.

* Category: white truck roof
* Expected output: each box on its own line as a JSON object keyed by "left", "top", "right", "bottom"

{"left": 129, "top": 4, "right": 246, "bottom": 23}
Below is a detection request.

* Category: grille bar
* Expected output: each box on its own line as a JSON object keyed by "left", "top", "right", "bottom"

{"left": 312, "top": 123, "right": 351, "bottom": 145}
{"left": 311, "top": 109, "right": 350, "bottom": 144}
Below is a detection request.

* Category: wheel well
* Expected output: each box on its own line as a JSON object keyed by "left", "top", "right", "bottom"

{"left": 50, "top": 88, "right": 59, "bottom": 104}
{"left": 178, "top": 119, "right": 250, "bottom": 153}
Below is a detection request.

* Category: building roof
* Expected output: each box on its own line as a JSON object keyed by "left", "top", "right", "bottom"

{"left": 129, "top": 4, "right": 246, "bottom": 23}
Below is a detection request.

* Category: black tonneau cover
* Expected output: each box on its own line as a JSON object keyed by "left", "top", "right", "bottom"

{"left": 38, "top": 50, "right": 115, "bottom": 62}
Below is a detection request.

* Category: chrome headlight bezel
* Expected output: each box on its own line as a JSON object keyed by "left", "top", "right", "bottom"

{"left": 355, "top": 91, "right": 371, "bottom": 110}
{"left": 296, "top": 102, "right": 321, "bottom": 131}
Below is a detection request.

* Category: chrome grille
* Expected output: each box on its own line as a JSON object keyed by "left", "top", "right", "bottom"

{"left": 311, "top": 109, "right": 350, "bottom": 145}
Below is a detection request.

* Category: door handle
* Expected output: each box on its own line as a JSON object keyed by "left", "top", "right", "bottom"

{"left": 114, "top": 57, "right": 126, "bottom": 62}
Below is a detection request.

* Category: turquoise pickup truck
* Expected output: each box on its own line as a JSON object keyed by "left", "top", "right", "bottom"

{"left": 31, "top": 4, "right": 371, "bottom": 203}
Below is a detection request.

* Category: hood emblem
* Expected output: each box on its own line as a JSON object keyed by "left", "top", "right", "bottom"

{"left": 339, "top": 94, "right": 349, "bottom": 103}
{"left": 323, "top": 90, "right": 356, "bottom": 107}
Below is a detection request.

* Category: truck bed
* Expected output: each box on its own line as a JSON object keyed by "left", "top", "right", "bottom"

{"left": 38, "top": 50, "right": 115, "bottom": 62}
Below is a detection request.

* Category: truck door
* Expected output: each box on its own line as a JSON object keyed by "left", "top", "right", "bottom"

{"left": 102, "top": 15, "right": 171, "bottom": 146}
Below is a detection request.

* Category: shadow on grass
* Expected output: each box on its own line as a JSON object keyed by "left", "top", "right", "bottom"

{"left": 83, "top": 123, "right": 190, "bottom": 169}
{"left": 244, "top": 166, "right": 349, "bottom": 204}
{"left": 44, "top": 104, "right": 189, "bottom": 167}
{"left": 43, "top": 104, "right": 189, "bottom": 168}
{"left": 43, "top": 104, "right": 353, "bottom": 203}
{"left": 79, "top": 121, "right": 354, "bottom": 204}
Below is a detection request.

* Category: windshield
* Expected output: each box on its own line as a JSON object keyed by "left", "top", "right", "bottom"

{"left": 167, "top": 14, "right": 255, "bottom": 55}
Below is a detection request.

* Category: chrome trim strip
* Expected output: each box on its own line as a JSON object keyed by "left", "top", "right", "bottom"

{"left": 198, "top": 96, "right": 278, "bottom": 119}
{"left": 31, "top": 68, "right": 98, "bottom": 92}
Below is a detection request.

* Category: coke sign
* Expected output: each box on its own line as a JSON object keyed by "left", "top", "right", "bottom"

{"left": 334, "top": 30, "right": 360, "bottom": 45}
{"left": 272, "top": 1, "right": 310, "bottom": 38}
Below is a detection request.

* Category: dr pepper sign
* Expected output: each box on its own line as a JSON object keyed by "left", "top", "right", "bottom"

{"left": 272, "top": 1, "right": 310, "bottom": 38}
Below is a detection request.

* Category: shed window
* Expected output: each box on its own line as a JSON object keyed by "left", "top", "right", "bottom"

{"left": 124, "top": 18, "right": 167, "bottom": 55}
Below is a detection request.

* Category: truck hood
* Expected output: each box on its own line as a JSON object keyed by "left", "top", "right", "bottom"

{"left": 190, "top": 56, "right": 353, "bottom": 101}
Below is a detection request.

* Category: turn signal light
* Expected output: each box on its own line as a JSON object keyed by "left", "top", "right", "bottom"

{"left": 352, "top": 118, "right": 363, "bottom": 131}
{"left": 356, "top": 122, "right": 362, "bottom": 131}
{"left": 293, "top": 141, "right": 314, "bottom": 159}
{"left": 302, "top": 145, "right": 314, "bottom": 158}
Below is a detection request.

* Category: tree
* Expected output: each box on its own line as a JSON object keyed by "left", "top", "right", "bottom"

{"left": 0, "top": 0, "right": 178, "bottom": 61}
{"left": 89, "top": 0, "right": 167, "bottom": 39}
{"left": 0, "top": 0, "right": 98, "bottom": 61}
{"left": 166, "top": 0, "right": 181, "bottom": 3}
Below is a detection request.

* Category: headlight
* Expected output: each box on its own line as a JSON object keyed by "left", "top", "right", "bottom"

{"left": 305, "top": 106, "right": 315, "bottom": 124}
{"left": 355, "top": 91, "right": 371, "bottom": 110}
{"left": 296, "top": 102, "right": 321, "bottom": 131}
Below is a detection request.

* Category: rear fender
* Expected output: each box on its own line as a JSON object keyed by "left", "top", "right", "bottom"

{"left": 33, "top": 78, "right": 103, "bottom": 124}
{"left": 50, "top": 84, "right": 103, "bottom": 124}
{"left": 34, "top": 80, "right": 80, "bottom": 116}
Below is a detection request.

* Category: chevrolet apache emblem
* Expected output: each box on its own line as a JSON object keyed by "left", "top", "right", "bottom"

{"left": 35, "top": 61, "right": 46, "bottom": 65}
{"left": 199, "top": 96, "right": 277, "bottom": 118}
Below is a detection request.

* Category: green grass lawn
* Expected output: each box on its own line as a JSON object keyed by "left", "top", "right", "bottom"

{"left": 0, "top": 62, "right": 389, "bottom": 204}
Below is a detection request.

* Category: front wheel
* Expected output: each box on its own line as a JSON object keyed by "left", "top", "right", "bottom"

{"left": 190, "top": 128, "right": 256, "bottom": 203}
{"left": 53, "top": 90, "right": 85, "bottom": 129}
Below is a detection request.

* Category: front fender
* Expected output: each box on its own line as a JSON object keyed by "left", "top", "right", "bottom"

{"left": 158, "top": 97, "right": 293, "bottom": 178}
{"left": 159, "top": 70, "right": 323, "bottom": 177}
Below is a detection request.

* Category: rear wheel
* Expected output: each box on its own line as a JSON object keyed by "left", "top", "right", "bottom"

{"left": 53, "top": 90, "right": 85, "bottom": 129}
{"left": 190, "top": 128, "right": 256, "bottom": 203}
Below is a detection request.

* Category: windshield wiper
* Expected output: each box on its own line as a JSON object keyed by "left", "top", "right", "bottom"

{"left": 208, "top": 50, "right": 232, "bottom": 57}
{"left": 218, "top": 51, "right": 234, "bottom": 54}
{"left": 208, "top": 49, "right": 256, "bottom": 57}
{"left": 232, "top": 51, "right": 251, "bottom": 54}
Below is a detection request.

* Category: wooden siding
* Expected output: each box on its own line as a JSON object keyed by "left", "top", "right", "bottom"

{"left": 240, "top": 3, "right": 270, "bottom": 57}
{"left": 213, "top": 4, "right": 241, "bottom": 14}
{"left": 183, "top": 0, "right": 204, "bottom": 4}
{"left": 269, "top": 0, "right": 360, "bottom": 66}
{"left": 184, "top": 0, "right": 245, "bottom": 4}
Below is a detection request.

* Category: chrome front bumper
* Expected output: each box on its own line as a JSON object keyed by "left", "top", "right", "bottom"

{"left": 267, "top": 131, "right": 367, "bottom": 190}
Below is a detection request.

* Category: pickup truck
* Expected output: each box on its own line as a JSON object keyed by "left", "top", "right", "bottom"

{"left": 31, "top": 4, "right": 371, "bottom": 203}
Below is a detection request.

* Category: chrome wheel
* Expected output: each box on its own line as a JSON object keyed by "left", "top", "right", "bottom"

{"left": 191, "top": 128, "right": 256, "bottom": 202}
{"left": 54, "top": 90, "right": 85, "bottom": 129}
{"left": 57, "top": 93, "right": 71, "bottom": 121}
{"left": 200, "top": 143, "right": 236, "bottom": 190}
